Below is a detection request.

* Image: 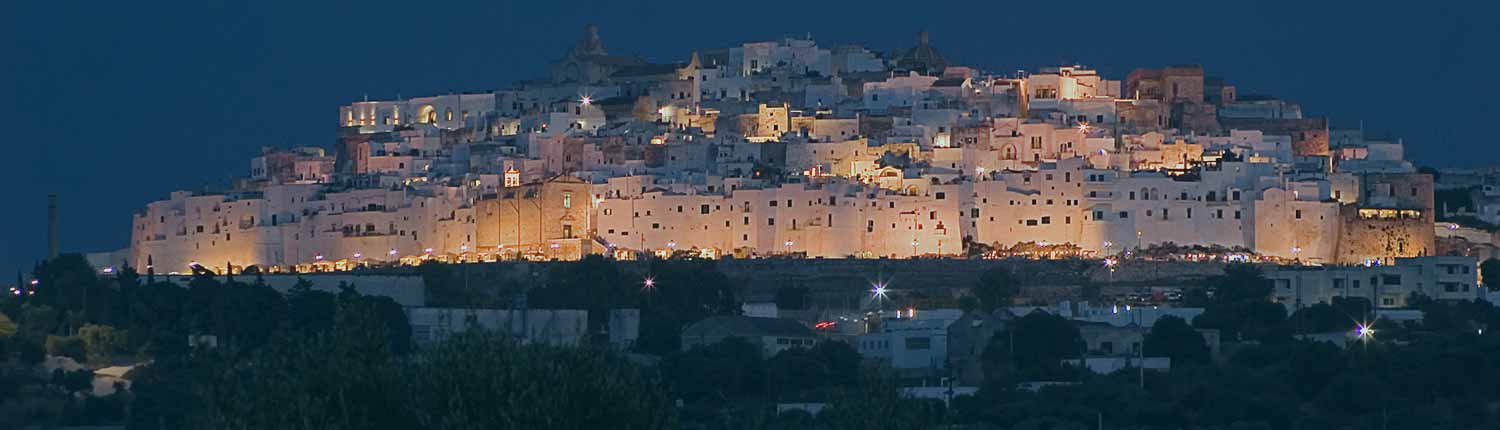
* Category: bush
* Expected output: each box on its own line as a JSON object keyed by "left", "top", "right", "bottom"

{"left": 17, "top": 335, "right": 45, "bottom": 365}
{"left": 78, "top": 324, "right": 128, "bottom": 363}
{"left": 45, "top": 335, "right": 87, "bottom": 363}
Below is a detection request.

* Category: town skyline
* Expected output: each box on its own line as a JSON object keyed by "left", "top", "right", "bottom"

{"left": 6, "top": 0, "right": 1497, "bottom": 277}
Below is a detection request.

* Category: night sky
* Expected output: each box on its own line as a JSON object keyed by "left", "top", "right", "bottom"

{"left": 3, "top": 0, "right": 1497, "bottom": 277}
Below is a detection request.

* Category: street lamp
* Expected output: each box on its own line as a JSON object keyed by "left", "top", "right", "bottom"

{"left": 1356, "top": 322, "right": 1375, "bottom": 342}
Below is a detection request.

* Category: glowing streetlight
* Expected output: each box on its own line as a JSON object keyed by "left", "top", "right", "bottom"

{"left": 1356, "top": 322, "right": 1376, "bottom": 341}
{"left": 424, "top": 248, "right": 434, "bottom": 254}
{"left": 1077, "top": 122, "right": 1090, "bottom": 133}
{"left": 871, "top": 282, "right": 888, "bottom": 300}
{"left": 389, "top": 249, "right": 399, "bottom": 256}
{"left": 642, "top": 277, "right": 656, "bottom": 292}
{"left": 353, "top": 253, "right": 363, "bottom": 259}
{"left": 580, "top": 96, "right": 593, "bottom": 106}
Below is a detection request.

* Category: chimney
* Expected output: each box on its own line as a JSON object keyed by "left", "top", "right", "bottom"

{"left": 47, "top": 194, "right": 59, "bottom": 259}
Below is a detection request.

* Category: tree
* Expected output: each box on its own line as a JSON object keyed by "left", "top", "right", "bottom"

{"left": 661, "top": 337, "right": 766, "bottom": 403}
{"left": 404, "top": 332, "right": 674, "bottom": 430}
{"left": 285, "top": 278, "right": 337, "bottom": 333}
{"left": 810, "top": 340, "right": 863, "bottom": 388}
{"left": 815, "top": 369, "right": 942, "bottom": 430}
{"left": 768, "top": 347, "right": 831, "bottom": 400}
{"left": 982, "top": 311, "right": 1084, "bottom": 379}
{"left": 190, "top": 294, "right": 411, "bottom": 430}
{"left": 1144, "top": 316, "right": 1209, "bottom": 366}
{"left": 973, "top": 266, "right": 1019, "bottom": 311}
{"left": 529, "top": 255, "right": 635, "bottom": 333}
{"left": 45, "top": 335, "right": 86, "bottom": 362}
{"left": 337, "top": 293, "right": 413, "bottom": 355}
{"left": 1482, "top": 258, "right": 1500, "bottom": 291}
{"left": 1193, "top": 264, "right": 1287, "bottom": 342}
{"left": 634, "top": 259, "right": 740, "bottom": 354}
{"left": 1285, "top": 297, "right": 1371, "bottom": 334}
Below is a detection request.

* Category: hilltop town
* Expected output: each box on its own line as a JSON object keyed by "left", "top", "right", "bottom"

{"left": 100, "top": 27, "right": 1497, "bottom": 297}
{"left": 12, "top": 25, "right": 1500, "bottom": 429}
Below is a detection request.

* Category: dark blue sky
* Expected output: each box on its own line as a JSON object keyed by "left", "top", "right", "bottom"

{"left": 3, "top": 0, "right": 1497, "bottom": 277}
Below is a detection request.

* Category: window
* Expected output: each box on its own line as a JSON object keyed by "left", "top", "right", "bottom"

{"left": 701, "top": 204, "right": 710, "bottom": 214}
{"left": 1041, "top": 216, "right": 1051, "bottom": 224}
{"left": 768, "top": 218, "right": 775, "bottom": 226}
{"left": 562, "top": 192, "right": 572, "bottom": 209}
{"left": 935, "top": 192, "right": 946, "bottom": 200}
{"left": 905, "top": 337, "right": 931, "bottom": 350}
{"left": 1119, "top": 211, "right": 1130, "bottom": 219}
{"left": 1295, "top": 210, "right": 1302, "bottom": 219}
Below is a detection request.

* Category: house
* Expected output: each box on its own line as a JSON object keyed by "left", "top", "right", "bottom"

{"left": 681, "top": 315, "right": 817, "bottom": 357}
{"left": 946, "top": 309, "right": 1014, "bottom": 385}
{"left": 857, "top": 309, "right": 962, "bottom": 373}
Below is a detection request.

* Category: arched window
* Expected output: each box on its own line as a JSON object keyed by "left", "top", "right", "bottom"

{"left": 445, "top": 108, "right": 453, "bottom": 122}
{"left": 419, "top": 105, "right": 436, "bottom": 124}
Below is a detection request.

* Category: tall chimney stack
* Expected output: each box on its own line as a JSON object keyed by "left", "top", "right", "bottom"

{"left": 47, "top": 194, "right": 59, "bottom": 259}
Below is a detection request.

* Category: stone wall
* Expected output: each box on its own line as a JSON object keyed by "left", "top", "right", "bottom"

{"left": 1336, "top": 208, "right": 1435, "bottom": 264}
